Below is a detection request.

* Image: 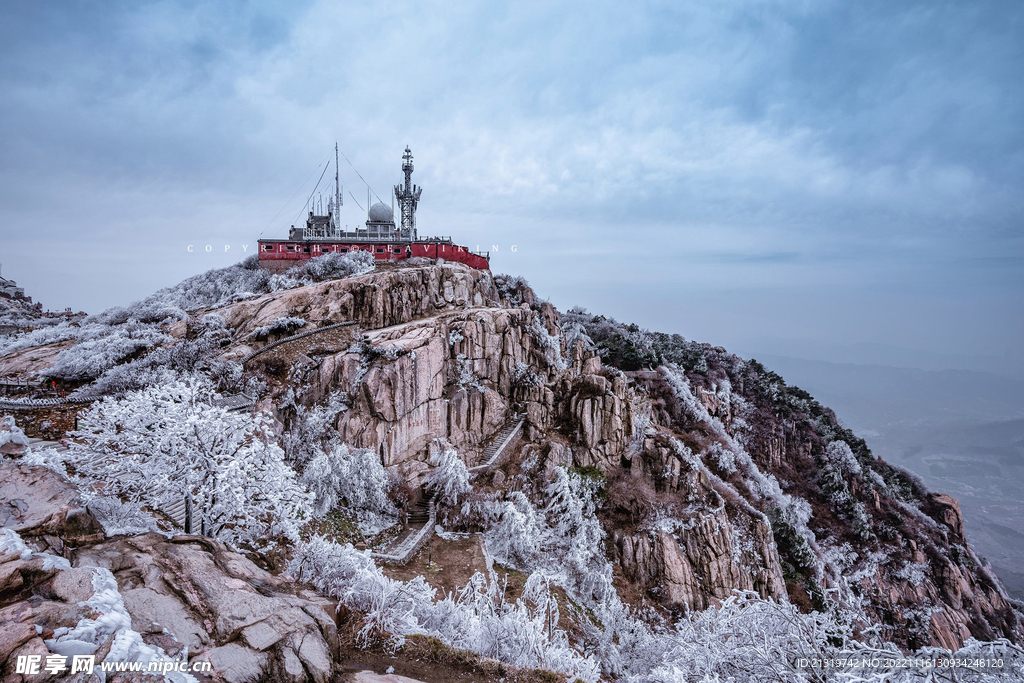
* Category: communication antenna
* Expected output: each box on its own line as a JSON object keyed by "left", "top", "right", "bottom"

{"left": 335, "top": 142, "right": 343, "bottom": 210}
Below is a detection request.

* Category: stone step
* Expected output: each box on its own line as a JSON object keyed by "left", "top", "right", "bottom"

{"left": 469, "top": 415, "right": 524, "bottom": 473}
{"left": 160, "top": 497, "right": 188, "bottom": 528}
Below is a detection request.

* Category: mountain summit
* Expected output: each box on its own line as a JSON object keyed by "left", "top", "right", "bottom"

{"left": 1, "top": 257, "right": 1020, "bottom": 682}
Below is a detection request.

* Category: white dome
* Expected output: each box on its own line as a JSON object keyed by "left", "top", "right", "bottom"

{"left": 368, "top": 202, "right": 393, "bottom": 222}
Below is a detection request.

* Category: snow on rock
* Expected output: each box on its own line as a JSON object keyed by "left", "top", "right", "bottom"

{"left": 0, "top": 415, "right": 29, "bottom": 456}
{"left": 214, "top": 261, "right": 498, "bottom": 340}
{"left": 0, "top": 528, "right": 341, "bottom": 683}
{"left": 75, "top": 533, "right": 339, "bottom": 683}
{"left": 1, "top": 529, "right": 194, "bottom": 682}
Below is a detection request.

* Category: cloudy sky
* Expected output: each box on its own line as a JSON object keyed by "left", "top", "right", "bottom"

{"left": 1, "top": 0, "right": 1022, "bottom": 371}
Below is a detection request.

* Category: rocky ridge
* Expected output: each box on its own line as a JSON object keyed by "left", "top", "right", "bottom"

{"left": 220, "top": 264, "right": 1019, "bottom": 651}
{"left": 0, "top": 261, "right": 1021, "bottom": 681}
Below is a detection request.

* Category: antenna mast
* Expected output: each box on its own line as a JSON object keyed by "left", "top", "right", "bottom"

{"left": 394, "top": 146, "right": 422, "bottom": 240}
{"left": 335, "top": 142, "right": 342, "bottom": 210}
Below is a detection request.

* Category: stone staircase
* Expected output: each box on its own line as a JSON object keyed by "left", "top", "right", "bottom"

{"left": 469, "top": 414, "right": 524, "bottom": 474}
{"left": 161, "top": 497, "right": 188, "bottom": 528}
{"left": 373, "top": 491, "right": 436, "bottom": 565}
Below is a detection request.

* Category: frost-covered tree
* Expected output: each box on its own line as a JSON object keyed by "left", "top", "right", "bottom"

{"left": 475, "top": 491, "right": 547, "bottom": 569}
{"left": 288, "top": 537, "right": 601, "bottom": 681}
{"left": 283, "top": 393, "right": 398, "bottom": 535}
{"left": 300, "top": 442, "right": 398, "bottom": 531}
{"left": 423, "top": 444, "right": 472, "bottom": 507}
{"left": 62, "top": 376, "right": 311, "bottom": 548}
{"left": 824, "top": 440, "right": 862, "bottom": 477}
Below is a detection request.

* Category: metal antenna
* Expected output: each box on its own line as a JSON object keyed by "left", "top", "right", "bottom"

{"left": 394, "top": 145, "right": 422, "bottom": 240}
{"left": 335, "top": 142, "right": 342, "bottom": 209}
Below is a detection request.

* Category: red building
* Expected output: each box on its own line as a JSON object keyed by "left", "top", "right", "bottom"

{"left": 258, "top": 147, "right": 489, "bottom": 272}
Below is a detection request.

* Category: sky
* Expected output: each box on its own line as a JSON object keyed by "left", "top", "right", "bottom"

{"left": 1, "top": 0, "right": 1022, "bottom": 372}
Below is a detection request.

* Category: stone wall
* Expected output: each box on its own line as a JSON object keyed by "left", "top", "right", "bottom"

{"left": 4, "top": 404, "right": 84, "bottom": 440}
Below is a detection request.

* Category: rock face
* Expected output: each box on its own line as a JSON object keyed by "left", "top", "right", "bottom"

{"left": 215, "top": 263, "right": 500, "bottom": 342}
{"left": 318, "top": 307, "right": 552, "bottom": 482}
{"left": 0, "top": 341, "right": 72, "bottom": 380}
{"left": 77, "top": 534, "right": 339, "bottom": 683}
{"left": 0, "top": 461, "right": 339, "bottom": 683}
{"left": 228, "top": 263, "right": 1020, "bottom": 650}
{"left": 0, "top": 461, "right": 104, "bottom": 555}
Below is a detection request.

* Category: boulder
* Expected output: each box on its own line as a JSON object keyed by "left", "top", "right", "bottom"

{"left": 0, "top": 460, "right": 104, "bottom": 555}
{"left": 76, "top": 533, "right": 339, "bottom": 683}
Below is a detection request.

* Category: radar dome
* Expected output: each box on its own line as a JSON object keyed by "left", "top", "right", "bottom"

{"left": 368, "top": 202, "right": 394, "bottom": 222}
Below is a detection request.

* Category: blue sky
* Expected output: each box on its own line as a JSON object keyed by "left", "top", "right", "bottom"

{"left": 1, "top": 0, "right": 1022, "bottom": 370}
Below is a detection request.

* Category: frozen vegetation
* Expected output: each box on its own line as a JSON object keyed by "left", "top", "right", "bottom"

{"left": 0, "top": 251, "right": 374, "bottom": 382}
{"left": 34, "top": 376, "right": 312, "bottom": 549}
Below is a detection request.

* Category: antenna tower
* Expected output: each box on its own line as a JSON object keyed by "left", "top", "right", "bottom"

{"left": 394, "top": 146, "right": 422, "bottom": 240}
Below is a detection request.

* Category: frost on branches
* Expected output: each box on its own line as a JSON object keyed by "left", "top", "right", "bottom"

{"left": 288, "top": 537, "right": 601, "bottom": 682}
{"left": 283, "top": 394, "right": 398, "bottom": 536}
{"left": 58, "top": 376, "right": 311, "bottom": 549}
{"left": 423, "top": 443, "right": 472, "bottom": 507}
{"left": 300, "top": 443, "right": 398, "bottom": 533}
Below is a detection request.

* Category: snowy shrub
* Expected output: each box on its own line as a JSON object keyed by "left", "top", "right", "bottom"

{"left": 894, "top": 561, "right": 930, "bottom": 585}
{"left": 423, "top": 444, "right": 472, "bottom": 507}
{"left": 560, "top": 307, "right": 659, "bottom": 371}
{"left": 476, "top": 491, "right": 547, "bottom": 569}
{"left": 511, "top": 361, "right": 542, "bottom": 390}
{"left": 818, "top": 455, "right": 874, "bottom": 541}
{"left": 285, "top": 394, "right": 396, "bottom": 536}
{"left": 295, "top": 250, "right": 375, "bottom": 282}
{"left": 454, "top": 353, "right": 480, "bottom": 389}
{"left": 45, "top": 321, "right": 171, "bottom": 381}
{"left": 706, "top": 441, "right": 737, "bottom": 474}
{"left": 20, "top": 446, "right": 69, "bottom": 477}
{"left": 529, "top": 315, "right": 567, "bottom": 371}
{"left": 0, "top": 321, "right": 81, "bottom": 355}
{"left": 59, "top": 376, "right": 312, "bottom": 548}
{"left": 289, "top": 537, "right": 601, "bottom": 681}
{"left": 299, "top": 442, "right": 398, "bottom": 531}
{"left": 824, "top": 440, "right": 862, "bottom": 477}
{"left": 76, "top": 320, "right": 231, "bottom": 397}
{"left": 493, "top": 273, "right": 530, "bottom": 306}
{"left": 281, "top": 392, "right": 350, "bottom": 469}
{"left": 560, "top": 310, "right": 595, "bottom": 352}
{"left": 251, "top": 316, "right": 307, "bottom": 339}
